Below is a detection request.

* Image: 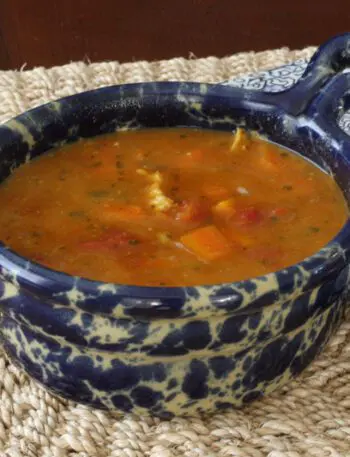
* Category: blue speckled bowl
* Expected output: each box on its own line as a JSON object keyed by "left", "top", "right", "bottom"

{"left": 1, "top": 34, "right": 350, "bottom": 418}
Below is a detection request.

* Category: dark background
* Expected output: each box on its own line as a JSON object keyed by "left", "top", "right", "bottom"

{"left": 0, "top": 0, "right": 349, "bottom": 70}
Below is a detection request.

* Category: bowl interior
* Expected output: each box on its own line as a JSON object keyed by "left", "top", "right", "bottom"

{"left": 0, "top": 82, "right": 349, "bottom": 197}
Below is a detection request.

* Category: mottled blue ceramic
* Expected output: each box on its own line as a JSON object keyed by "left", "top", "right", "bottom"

{"left": 1, "top": 34, "right": 350, "bottom": 418}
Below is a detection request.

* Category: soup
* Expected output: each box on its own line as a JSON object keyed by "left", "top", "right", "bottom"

{"left": 0, "top": 128, "right": 347, "bottom": 286}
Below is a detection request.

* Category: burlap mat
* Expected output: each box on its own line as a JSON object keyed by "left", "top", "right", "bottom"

{"left": 2, "top": 46, "right": 350, "bottom": 457}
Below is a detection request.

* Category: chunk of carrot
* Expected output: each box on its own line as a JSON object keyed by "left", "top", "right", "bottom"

{"left": 180, "top": 225, "right": 231, "bottom": 261}
{"left": 99, "top": 204, "right": 145, "bottom": 223}
{"left": 212, "top": 197, "right": 236, "bottom": 220}
{"left": 222, "top": 229, "right": 254, "bottom": 248}
{"left": 292, "top": 178, "right": 315, "bottom": 196}
{"left": 258, "top": 146, "right": 284, "bottom": 172}
{"left": 202, "top": 184, "right": 231, "bottom": 201}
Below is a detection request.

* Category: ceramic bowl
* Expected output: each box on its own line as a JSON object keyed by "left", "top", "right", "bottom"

{"left": 1, "top": 34, "right": 350, "bottom": 418}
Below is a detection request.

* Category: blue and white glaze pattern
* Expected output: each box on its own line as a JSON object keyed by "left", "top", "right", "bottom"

{"left": 223, "top": 58, "right": 309, "bottom": 92}
{"left": 1, "top": 34, "right": 350, "bottom": 417}
{"left": 224, "top": 58, "right": 350, "bottom": 134}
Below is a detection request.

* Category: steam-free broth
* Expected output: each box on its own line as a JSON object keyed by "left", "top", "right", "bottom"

{"left": 0, "top": 128, "right": 347, "bottom": 286}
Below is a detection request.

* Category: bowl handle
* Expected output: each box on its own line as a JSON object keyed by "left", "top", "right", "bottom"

{"left": 280, "top": 33, "right": 350, "bottom": 113}
{"left": 299, "top": 72, "right": 350, "bottom": 148}
{"left": 278, "top": 33, "right": 350, "bottom": 145}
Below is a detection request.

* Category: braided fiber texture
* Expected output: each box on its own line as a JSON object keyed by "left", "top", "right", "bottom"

{"left": 3, "top": 46, "right": 350, "bottom": 457}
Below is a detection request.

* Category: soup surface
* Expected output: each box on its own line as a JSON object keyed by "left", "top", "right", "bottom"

{"left": 0, "top": 128, "right": 347, "bottom": 286}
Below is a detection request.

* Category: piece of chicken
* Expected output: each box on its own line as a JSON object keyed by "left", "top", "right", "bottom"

{"left": 137, "top": 169, "right": 174, "bottom": 211}
{"left": 230, "top": 127, "right": 251, "bottom": 152}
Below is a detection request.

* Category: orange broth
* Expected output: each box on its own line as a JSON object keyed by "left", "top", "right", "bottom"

{"left": 0, "top": 128, "right": 347, "bottom": 286}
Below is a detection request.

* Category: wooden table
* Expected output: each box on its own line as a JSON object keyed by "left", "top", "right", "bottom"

{"left": 0, "top": 0, "right": 349, "bottom": 70}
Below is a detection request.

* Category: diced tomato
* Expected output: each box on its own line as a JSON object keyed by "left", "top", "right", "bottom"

{"left": 145, "top": 257, "right": 171, "bottom": 269}
{"left": 31, "top": 254, "right": 46, "bottom": 264}
{"left": 181, "top": 149, "right": 204, "bottom": 167}
{"left": 100, "top": 204, "right": 145, "bottom": 223}
{"left": 90, "top": 165, "right": 117, "bottom": 178}
{"left": 126, "top": 254, "right": 149, "bottom": 269}
{"left": 136, "top": 149, "right": 146, "bottom": 161}
{"left": 103, "top": 229, "right": 137, "bottom": 245}
{"left": 236, "top": 206, "right": 263, "bottom": 225}
{"left": 293, "top": 178, "right": 315, "bottom": 196}
{"left": 259, "top": 151, "right": 279, "bottom": 172}
{"left": 19, "top": 205, "right": 42, "bottom": 216}
{"left": 269, "top": 207, "right": 297, "bottom": 222}
{"left": 80, "top": 229, "right": 138, "bottom": 251}
{"left": 271, "top": 207, "right": 288, "bottom": 217}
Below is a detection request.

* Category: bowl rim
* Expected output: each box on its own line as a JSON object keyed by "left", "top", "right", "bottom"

{"left": 0, "top": 80, "right": 349, "bottom": 317}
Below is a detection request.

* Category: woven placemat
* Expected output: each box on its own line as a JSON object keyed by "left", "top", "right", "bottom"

{"left": 2, "top": 46, "right": 350, "bottom": 457}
